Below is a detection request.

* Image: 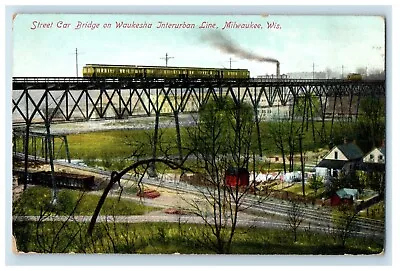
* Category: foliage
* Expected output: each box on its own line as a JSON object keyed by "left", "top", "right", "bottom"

{"left": 294, "top": 95, "right": 322, "bottom": 119}
{"left": 354, "top": 97, "right": 385, "bottom": 153}
{"left": 357, "top": 171, "right": 385, "bottom": 197}
{"left": 283, "top": 183, "right": 322, "bottom": 197}
{"left": 13, "top": 186, "right": 158, "bottom": 216}
{"left": 196, "top": 96, "right": 254, "bottom": 156}
{"left": 358, "top": 201, "right": 385, "bottom": 221}
{"left": 12, "top": 221, "right": 383, "bottom": 254}
{"left": 325, "top": 171, "right": 363, "bottom": 196}
{"left": 308, "top": 175, "right": 324, "bottom": 197}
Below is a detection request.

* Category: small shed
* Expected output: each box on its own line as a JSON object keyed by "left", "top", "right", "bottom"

{"left": 331, "top": 188, "right": 359, "bottom": 206}
{"left": 225, "top": 167, "right": 249, "bottom": 187}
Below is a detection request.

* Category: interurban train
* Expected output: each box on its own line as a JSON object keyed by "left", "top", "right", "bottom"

{"left": 82, "top": 64, "right": 251, "bottom": 80}
{"left": 82, "top": 63, "right": 362, "bottom": 81}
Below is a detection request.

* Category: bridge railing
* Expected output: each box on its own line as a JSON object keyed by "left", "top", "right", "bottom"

{"left": 13, "top": 77, "right": 385, "bottom": 84}
{"left": 13, "top": 77, "right": 91, "bottom": 84}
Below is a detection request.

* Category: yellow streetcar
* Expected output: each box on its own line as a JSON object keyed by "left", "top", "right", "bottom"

{"left": 83, "top": 64, "right": 250, "bottom": 80}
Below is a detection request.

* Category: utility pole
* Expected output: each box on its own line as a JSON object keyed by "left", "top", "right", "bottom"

{"left": 312, "top": 62, "right": 315, "bottom": 79}
{"left": 161, "top": 53, "right": 174, "bottom": 67}
{"left": 341, "top": 65, "right": 344, "bottom": 79}
{"left": 298, "top": 133, "right": 305, "bottom": 197}
{"left": 75, "top": 48, "right": 78, "bottom": 77}
{"left": 228, "top": 57, "right": 237, "bottom": 69}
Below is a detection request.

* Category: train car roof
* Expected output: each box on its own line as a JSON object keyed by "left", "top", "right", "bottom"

{"left": 84, "top": 64, "right": 249, "bottom": 71}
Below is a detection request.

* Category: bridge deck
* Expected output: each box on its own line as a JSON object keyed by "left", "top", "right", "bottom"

{"left": 12, "top": 77, "right": 385, "bottom": 90}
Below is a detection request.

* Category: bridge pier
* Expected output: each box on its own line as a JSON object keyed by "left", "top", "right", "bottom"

{"left": 23, "top": 123, "right": 30, "bottom": 190}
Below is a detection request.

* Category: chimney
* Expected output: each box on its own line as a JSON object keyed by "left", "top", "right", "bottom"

{"left": 343, "top": 137, "right": 353, "bottom": 144}
{"left": 276, "top": 62, "right": 280, "bottom": 78}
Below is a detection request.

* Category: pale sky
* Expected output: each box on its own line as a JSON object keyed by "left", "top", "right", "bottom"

{"left": 12, "top": 14, "right": 385, "bottom": 77}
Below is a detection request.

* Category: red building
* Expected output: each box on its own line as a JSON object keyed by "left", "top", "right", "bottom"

{"left": 225, "top": 167, "right": 249, "bottom": 187}
{"left": 330, "top": 188, "right": 359, "bottom": 206}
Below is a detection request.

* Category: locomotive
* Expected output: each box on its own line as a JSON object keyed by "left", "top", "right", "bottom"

{"left": 82, "top": 64, "right": 250, "bottom": 79}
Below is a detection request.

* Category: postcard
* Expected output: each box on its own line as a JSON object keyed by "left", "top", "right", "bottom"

{"left": 11, "top": 13, "right": 386, "bottom": 257}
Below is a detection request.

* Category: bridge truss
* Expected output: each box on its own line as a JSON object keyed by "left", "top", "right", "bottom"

{"left": 12, "top": 77, "right": 385, "bottom": 125}
{"left": 12, "top": 77, "right": 386, "bottom": 189}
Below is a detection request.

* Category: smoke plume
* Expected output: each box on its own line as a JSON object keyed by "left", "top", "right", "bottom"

{"left": 203, "top": 31, "right": 279, "bottom": 64}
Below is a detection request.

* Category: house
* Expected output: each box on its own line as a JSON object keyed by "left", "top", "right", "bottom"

{"left": 363, "top": 146, "right": 385, "bottom": 164}
{"left": 361, "top": 146, "right": 385, "bottom": 172}
{"left": 330, "top": 188, "right": 359, "bottom": 206}
{"left": 316, "top": 141, "right": 364, "bottom": 180}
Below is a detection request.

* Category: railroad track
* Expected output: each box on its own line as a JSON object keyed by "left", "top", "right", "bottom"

{"left": 13, "top": 153, "right": 385, "bottom": 237}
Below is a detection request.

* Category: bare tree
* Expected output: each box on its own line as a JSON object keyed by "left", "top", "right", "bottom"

{"left": 183, "top": 96, "right": 267, "bottom": 254}
{"left": 268, "top": 116, "right": 289, "bottom": 174}
{"left": 332, "top": 205, "right": 360, "bottom": 247}
{"left": 286, "top": 199, "right": 305, "bottom": 242}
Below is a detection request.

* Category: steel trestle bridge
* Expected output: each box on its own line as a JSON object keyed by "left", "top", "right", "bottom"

{"left": 12, "top": 76, "right": 385, "bottom": 192}
{"left": 13, "top": 77, "right": 385, "bottom": 125}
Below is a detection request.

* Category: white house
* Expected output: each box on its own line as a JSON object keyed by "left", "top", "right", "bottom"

{"left": 316, "top": 141, "right": 364, "bottom": 180}
{"left": 361, "top": 146, "right": 385, "bottom": 173}
{"left": 363, "top": 146, "right": 385, "bottom": 164}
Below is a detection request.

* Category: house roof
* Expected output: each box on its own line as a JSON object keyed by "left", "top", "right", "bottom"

{"left": 225, "top": 167, "right": 249, "bottom": 176}
{"left": 316, "top": 159, "right": 348, "bottom": 169}
{"left": 337, "top": 143, "right": 364, "bottom": 160}
{"left": 336, "top": 188, "right": 358, "bottom": 199}
{"left": 379, "top": 146, "right": 386, "bottom": 156}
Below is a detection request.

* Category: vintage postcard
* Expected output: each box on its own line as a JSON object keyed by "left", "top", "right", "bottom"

{"left": 11, "top": 13, "right": 386, "bottom": 257}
